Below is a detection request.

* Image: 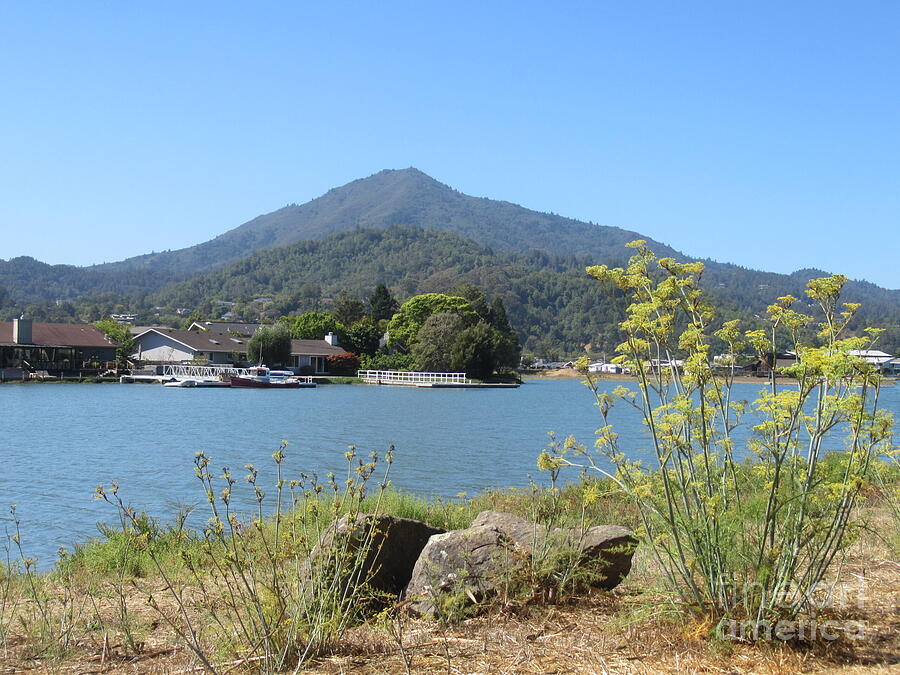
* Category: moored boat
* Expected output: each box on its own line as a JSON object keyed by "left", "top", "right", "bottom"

{"left": 163, "top": 378, "right": 231, "bottom": 388}
{"left": 229, "top": 366, "right": 314, "bottom": 388}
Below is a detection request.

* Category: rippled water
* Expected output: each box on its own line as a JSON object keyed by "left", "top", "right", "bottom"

{"left": 1, "top": 378, "right": 897, "bottom": 567}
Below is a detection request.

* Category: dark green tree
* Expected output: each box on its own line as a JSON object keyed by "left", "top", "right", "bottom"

{"left": 369, "top": 283, "right": 399, "bottom": 321}
{"left": 247, "top": 323, "right": 292, "bottom": 366}
{"left": 452, "top": 283, "right": 490, "bottom": 320}
{"left": 331, "top": 291, "right": 366, "bottom": 327}
{"left": 411, "top": 312, "right": 467, "bottom": 371}
{"left": 488, "top": 297, "right": 514, "bottom": 335}
{"left": 451, "top": 321, "right": 498, "bottom": 379}
{"left": 344, "top": 317, "right": 381, "bottom": 356}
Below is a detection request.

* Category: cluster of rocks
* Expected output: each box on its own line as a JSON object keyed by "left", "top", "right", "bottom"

{"left": 318, "top": 510, "right": 637, "bottom": 619}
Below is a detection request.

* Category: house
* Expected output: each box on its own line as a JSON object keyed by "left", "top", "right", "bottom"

{"left": 0, "top": 318, "right": 118, "bottom": 377}
{"left": 846, "top": 350, "right": 900, "bottom": 376}
{"left": 848, "top": 350, "right": 894, "bottom": 368}
{"left": 132, "top": 328, "right": 249, "bottom": 365}
{"left": 131, "top": 328, "right": 345, "bottom": 373}
{"left": 753, "top": 351, "right": 798, "bottom": 377}
{"left": 882, "top": 358, "right": 900, "bottom": 376}
{"left": 711, "top": 354, "right": 752, "bottom": 375}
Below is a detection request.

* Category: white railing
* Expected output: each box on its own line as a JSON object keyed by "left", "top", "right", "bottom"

{"left": 163, "top": 364, "right": 251, "bottom": 379}
{"left": 357, "top": 370, "right": 470, "bottom": 385}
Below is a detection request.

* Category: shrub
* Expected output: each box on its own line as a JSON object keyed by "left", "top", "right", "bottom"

{"left": 539, "top": 241, "right": 893, "bottom": 629}
{"left": 359, "top": 352, "right": 412, "bottom": 371}
{"left": 326, "top": 351, "right": 360, "bottom": 375}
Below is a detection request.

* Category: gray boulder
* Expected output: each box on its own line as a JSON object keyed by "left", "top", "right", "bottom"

{"left": 404, "top": 524, "right": 513, "bottom": 616}
{"left": 316, "top": 513, "right": 445, "bottom": 597}
{"left": 405, "top": 511, "right": 637, "bottom": 617}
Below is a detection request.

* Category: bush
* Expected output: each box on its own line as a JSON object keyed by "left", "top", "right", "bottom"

{"left": 326, "top": 351, "right": 360, "bottom": 375}
{"left": 359, "top": 352, "right": 413, "bottom": 371}
{"left": 539, "top": 241, "right": 894, "bottom": 628}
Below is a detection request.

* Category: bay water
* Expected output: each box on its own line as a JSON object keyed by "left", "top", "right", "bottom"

{"left": 1, "top": 378, "right": 897, "bottom": 567}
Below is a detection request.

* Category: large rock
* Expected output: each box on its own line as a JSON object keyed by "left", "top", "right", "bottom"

{"left": 578, "top": 524, "right": 639, "bottom": 590}
{"left": 405, "top": 511, "right": 637, "bottom": 617}
{"left": 404, "top": 524, "right": 512, "bottom": 616}
{"left": 471, "top": 511, "right": 637, "bottom": 590}
{"left": 316, "top": 513, "right": 445, "bottom": 597}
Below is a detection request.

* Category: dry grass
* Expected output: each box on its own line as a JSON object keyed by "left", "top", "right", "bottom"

{"left": 2, "top": 488, "right": 897, "bottom": 674}
{"left": 2, "top": 543, "right": 896, "bottom": 675}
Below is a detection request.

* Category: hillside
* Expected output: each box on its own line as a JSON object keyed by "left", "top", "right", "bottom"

{"left": 153, "top": 226, "right": 900, "bottom": 355}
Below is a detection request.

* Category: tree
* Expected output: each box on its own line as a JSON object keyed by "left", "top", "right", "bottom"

{"left": 369, "top": 283, "right": 398, "bottom": 321}
{"left": 450, "top": 321, "right": 498, "bottom": 379}
{"left": 452, "top": 284, "right": 490, "bottom": 320}
{"left": 411, "top": 312, "right": 467, "bottom": 372}
{"left": 487, "top": 297, "right": 521, "bottom": 366}
{"left": 94, "top": 318, "right": 135, "bottom": 368}
{"left": 247, "top": 323, "right": 292, "bottom": 366}
{"left": 387, "top": 293, "right": 476, "bottom": 350}
{"left": 331, "top": 291, "right": 366, "bottom": 327}
{"left": 344, "top": 317, "right": 381, "bottom": 356}
{"left": 280, "top": 312, "right": 346, "bottom": 341}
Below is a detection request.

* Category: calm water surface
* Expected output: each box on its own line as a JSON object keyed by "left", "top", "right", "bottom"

{"left": 2, "top": 378, "right": 897, "bottom": 566}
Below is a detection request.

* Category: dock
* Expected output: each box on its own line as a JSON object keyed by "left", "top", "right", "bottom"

{"left": 357, "top": 370, "right": 519, "bottom": 388}
{"left": 121, "top": 365, "right": 314, "bottom": 387}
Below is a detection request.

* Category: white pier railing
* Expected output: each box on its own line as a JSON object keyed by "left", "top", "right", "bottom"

{"left": 163, "top": 364, "right": 251, "bottom": 379}
{"left": 357, "top": 370, "right": 470, "bottom": 385}
{"left": 160, "top": 365, "right": 314, "bottom": 384}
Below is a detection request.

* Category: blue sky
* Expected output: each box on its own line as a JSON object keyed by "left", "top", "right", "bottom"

{"left": 1, "top": 2, "right": 898, "bottom": 288}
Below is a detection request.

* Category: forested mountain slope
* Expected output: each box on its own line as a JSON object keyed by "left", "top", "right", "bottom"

{"left": 153, "top": 226, "right": 900, "bottom": 355}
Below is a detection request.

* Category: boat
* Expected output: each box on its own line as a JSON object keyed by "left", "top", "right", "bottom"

{"left": 163, "top": 377, "right": 231, "bottom": 388}
{"left": 229, "top": 366, "right": 314, "bottom": 388}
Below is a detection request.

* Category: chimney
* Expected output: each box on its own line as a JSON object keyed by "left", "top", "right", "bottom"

{"left": 13, "top": 316, "right": 32, "bottom": 344}
{"left": 325, "top": 332, "right": 339, "bottom": 347}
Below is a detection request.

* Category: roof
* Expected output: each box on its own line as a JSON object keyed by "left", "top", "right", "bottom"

{"left": 190, "top": 321, "right": 261, "bottom": 336}
{"left": 0, "top": 322, "right": 117, "bottom": 348}
{"left": 129, "top": 325, "right": 169, "bottom": 335}
{"left": 134, "top": 328, "right": 249, "bottom": 353}
{"left": 291, "top": 339, "right": 346, "bottom": 357}
{"left": 134, "top": 328, "right": 346, "bottom": 357}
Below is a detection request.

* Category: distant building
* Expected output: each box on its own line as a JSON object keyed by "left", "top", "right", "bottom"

{"left": 753, "top": 351, "right": 798, "bottom": 377}
{"left": 0, "top": 318, "right": 118, "bottom": 376}
{"left": 848, "top": 350, "right": 900, "bottom": 376}
{"left": 110, "top": 313, "right": 137, "bottom": 323}
{"left": 189, "top": 320, "right": 262, "bottom": 337}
